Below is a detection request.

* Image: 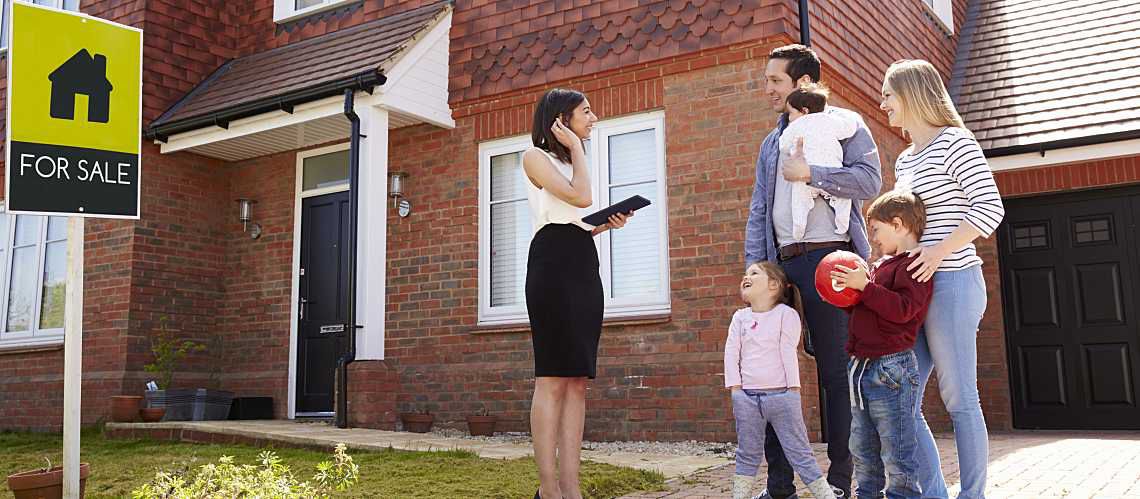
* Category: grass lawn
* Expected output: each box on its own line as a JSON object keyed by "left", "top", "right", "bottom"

{"left": 0, "top": 430, "right": 665, "bottom": 498}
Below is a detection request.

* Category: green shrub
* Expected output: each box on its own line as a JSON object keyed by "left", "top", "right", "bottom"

{"left": 131, "top": 443, "right": 359, "bottom": 498}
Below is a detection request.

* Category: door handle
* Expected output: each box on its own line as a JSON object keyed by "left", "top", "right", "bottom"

{"left": 300, "top": 298, "right": 316, "bottom": 320}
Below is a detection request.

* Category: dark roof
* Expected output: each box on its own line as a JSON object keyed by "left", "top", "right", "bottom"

{"left": 951, "top": 0, "right": 1140, "bottom": 155}
{"left": 150, "top": 1, "right": 450, "bottom": 130}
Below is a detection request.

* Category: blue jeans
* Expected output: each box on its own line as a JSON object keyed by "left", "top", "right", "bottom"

{"left": 732, "top": 389, "right": 823, "bottom": 484}
{"left": 767, "top": 247, "right": 854, "bottom": 495}
{"left": 913, "top": 266, "right": 989, "bottom": 499}
{"left": 849, "top": 351, "right": 922, "bottom": 499}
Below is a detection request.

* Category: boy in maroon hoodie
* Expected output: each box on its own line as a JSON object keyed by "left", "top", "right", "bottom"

{"left": 830, "top": 189, "right": 933, "bottom": 498}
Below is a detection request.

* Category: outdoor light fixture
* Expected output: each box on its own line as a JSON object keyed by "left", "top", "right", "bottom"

{"left": 236, "top": 198, "right": 262, "bottom": 239}
{"left": 389, "top": 172, "right": 411, "bottom": 217}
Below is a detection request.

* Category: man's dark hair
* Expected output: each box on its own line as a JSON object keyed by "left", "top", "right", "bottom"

{"left": 769, "top": 44, "right": 821, "bottom": 83}
{"left": 786, "top": 83, "right": 829, "bottom": 114}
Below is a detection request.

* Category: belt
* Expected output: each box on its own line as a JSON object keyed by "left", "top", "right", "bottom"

{"left": 777, "top": 241, "right": 850, "bottom": 261}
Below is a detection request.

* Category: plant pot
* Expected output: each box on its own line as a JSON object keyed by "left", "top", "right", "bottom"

{"left": 466, "top": 415, "right": 497, "bottom": 436}
{"left": 7, "top": 463, "right": 89, "bottom": 499}
{"left": 139, "top": 407, "right": 166, "bottom": 423}
{"left": 110, "top": 395, "right": 142, "bottom": 423}
{"left": 399, "top": 413, "right": 434, "bottom": 433}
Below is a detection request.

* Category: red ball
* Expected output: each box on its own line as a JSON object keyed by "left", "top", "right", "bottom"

{"left": 814, "top": 250, "right": 867, "bottom": 308}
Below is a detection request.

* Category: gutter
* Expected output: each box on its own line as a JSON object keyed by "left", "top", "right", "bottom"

{"left": 144, "top": 69, "right": 386, "bottom": 142}
{"left": 336, "top": 88, "right": 363, "bottom": 429}
{"left": 799, "top": 0, "right": 811, "bottom": 46}
{"left": 984, "top": 129, "right": 1140, "bottom": 158}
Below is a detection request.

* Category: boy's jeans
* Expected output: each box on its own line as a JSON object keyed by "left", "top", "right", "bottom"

{"left": 849, "top": 350, "right": 922, "bottom": 499}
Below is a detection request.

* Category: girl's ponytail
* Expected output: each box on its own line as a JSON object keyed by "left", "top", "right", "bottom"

{"left": 784, "top": 283, "right": 808, "bottom": 336}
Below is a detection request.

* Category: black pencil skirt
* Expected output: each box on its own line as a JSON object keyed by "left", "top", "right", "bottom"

{"left": 525, "top": 223, "right": 604, "bottom": 379}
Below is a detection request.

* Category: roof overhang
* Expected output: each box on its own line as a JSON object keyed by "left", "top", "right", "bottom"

{"left": 150, "top": 5, "right": 453, "bottom": 162}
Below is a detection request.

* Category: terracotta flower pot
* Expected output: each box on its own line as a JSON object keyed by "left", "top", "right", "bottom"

{"left": 110, "top": 395, "right": 142, "bottom": 423}
{"left": 7, "top": 463, "right": 89, "bottom": 499}
{"left": 139, "top": 407, "right": 166, "bottom": 423}
{"left": 399, "top": 413, "right": 434, "bottom": 433}
{"left": 466, "top": 415, "right": 497, "bottom": 436}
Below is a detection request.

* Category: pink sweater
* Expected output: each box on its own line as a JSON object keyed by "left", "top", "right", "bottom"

{"left": 723, "top": 305, "right": 802, "bottom": 390}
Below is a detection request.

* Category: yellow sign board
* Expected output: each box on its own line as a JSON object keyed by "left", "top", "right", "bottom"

{"left": 5, "top": 2, "right": 142, "bottom": 218}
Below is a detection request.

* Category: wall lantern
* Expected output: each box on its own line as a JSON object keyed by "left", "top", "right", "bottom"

{"left": 236, "top": 198, "right": 262, "bottom": 239}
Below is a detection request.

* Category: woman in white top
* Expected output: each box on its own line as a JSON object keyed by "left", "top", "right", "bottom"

{"left": 880, "top": 60, "right": 1005, "bottom": 499}
{"left": 523, "top": 88, "right": 631, "bottom": 499}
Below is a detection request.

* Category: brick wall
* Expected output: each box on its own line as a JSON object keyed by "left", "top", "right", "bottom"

{"left": 800, "top": 0, "right": 968, "bottom": 100}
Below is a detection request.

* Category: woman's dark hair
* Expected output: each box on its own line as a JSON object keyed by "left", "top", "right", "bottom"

{"left": 532, "top": 88, "right": 586, "bottom": 164}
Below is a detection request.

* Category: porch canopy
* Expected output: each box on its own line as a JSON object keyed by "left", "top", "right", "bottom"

{"left": 144, "top": 1, "right": 454, "bottom": 368}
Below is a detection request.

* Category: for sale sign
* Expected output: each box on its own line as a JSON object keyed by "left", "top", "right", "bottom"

{"left": 5, "top": 2, "right": 142, "bottom": 218}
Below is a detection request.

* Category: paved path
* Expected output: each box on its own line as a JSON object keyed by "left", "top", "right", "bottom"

{"left": 618, "top": 432, "right": 1140, "bottom": 498}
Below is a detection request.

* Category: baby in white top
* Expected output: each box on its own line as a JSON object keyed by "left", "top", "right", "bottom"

{"left": 778, "top": 84, "right": 858, "bottom": 240}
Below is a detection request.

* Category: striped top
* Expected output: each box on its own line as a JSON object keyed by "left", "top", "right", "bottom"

{"left": 894, "top": 127, "right": 1005, "bottom": 271}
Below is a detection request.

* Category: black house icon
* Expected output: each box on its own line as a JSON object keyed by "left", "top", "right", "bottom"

{"left": 49, "top": 49, "right": 114, "bottom": 123}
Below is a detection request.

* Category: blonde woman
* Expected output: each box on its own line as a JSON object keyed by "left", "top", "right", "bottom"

{"left": 879, "top": 60, "right": 1005, "bottom": 498}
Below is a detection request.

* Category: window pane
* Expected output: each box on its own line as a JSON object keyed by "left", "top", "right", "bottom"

{"left": 40, "top": 241, "right": 66, "bottom": 329}
{"left": 14, "top": 216, "right": 40, "bottom": 246}
{"left": 1, "top": 1, "right": 8, "bottom": 50}
{"left": 7, "top": 246, "right": 37, "bottom": 332}
{"left": 0, "top": 212, "right": 8, "bottom": 244}
{"left": 609, "top": 183, "right": 660, "bottom": 299}
{"left": 490, "top": 200, "right": 530, "bottom": 307}
{"left": 296, "top": 0, "right": 324, "bottom": 9}
{"left": 491, "top": 152, "right": 526, "bottom": 202}
{"left": 63, "top": 0, "right": 79, "bottom": 10}
{"left": 302, "top": 150, "right": 349, "bottom": 191}
{"left": 47, "top": 217, "right": 67, "bottom": 241}
{"left": 608, "top": 129, "right": 656, "bottom": 185}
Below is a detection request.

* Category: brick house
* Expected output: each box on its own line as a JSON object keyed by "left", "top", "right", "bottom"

{"left": 0, "top": 0, "right": 1135, "bottom": 441}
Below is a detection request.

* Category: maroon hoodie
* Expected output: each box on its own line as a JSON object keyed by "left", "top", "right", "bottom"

{"left": 845, "top": 253, "right": 934, "bottom": 358}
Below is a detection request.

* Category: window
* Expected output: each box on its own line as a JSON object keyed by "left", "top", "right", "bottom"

{"left": 0, "top": 206, "right": 69, "bottom": 350}
{"left": 921, "top": 0, "right": 954, "bottom": 34}
{"left": 2, "top": 0, "right": 80, "bottom": 51}
{"left": 274, "top": 0, "right": 355, "bottom": 23}
{"left": 478, "top": 112, "right": 669, "bottom": 326}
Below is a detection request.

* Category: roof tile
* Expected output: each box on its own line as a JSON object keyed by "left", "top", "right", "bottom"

{"left": 953, "top": 0, "right": 1140, "bottom": 152}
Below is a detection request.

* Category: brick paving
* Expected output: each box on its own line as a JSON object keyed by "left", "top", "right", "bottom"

{"left": 619, "top": 432, "right": 1140, "bottom": 498}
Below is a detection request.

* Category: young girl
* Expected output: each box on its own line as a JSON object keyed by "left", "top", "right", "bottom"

{"left": 725, "top": 262, "right": 838, "bottom": 499}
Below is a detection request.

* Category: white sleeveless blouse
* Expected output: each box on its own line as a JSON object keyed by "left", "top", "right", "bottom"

{"left": 524, "top": 148, "right": 594, "bottom": 234}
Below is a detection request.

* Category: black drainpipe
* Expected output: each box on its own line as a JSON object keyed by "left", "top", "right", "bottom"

{"left": 336, "top": 88, "right": 362, "bottom": 428}
{"left": 799, "top": 0, "right": 811, "bottom": 46}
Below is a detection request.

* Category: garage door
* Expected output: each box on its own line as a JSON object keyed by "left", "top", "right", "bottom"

{"left": 999, "top": 186, "right": 1140, "bottom": 429}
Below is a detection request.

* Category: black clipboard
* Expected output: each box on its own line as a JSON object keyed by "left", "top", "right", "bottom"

{"left": 582, "top": 195, "right": 651, "bottom": 226}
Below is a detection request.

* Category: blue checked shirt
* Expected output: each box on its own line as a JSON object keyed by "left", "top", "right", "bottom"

{"left": 745, "top": 107, "right": 883, "bottom": 265}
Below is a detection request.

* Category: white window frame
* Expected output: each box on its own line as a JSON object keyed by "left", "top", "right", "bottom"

{"left": 922, "top": 0, "right": 954, "bottom": 34}
{"left": 477, "top": 111, "right": 670, "bottom": 326}
{"left": 0, "top": 203, "right": 67, "bottom": 351}
{"left": 2, "top": 0, "right": 81, "bottom": 52}
{"left": 274, "top": 0, "right": 355, "bottom": 24}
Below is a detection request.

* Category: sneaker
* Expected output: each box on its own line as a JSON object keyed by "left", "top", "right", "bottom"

{"left": 753, "top": 491, "right": 798, "bottom": 499}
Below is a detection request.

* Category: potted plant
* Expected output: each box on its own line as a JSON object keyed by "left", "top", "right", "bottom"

{"left": 139, "top": 406, "right": 166, "bottom": 422}
{"left": 6, "top": 458, "right": 89, "bottom": 499}
{"left": 143, "top": 317, "right": 233, "bottom": 421}
{"left": 466, "top": 405, "right": 497, "bottom": 437}
{"left": 110, "top": 395, "right": 142, "bottom": 422}
{"left": 399, "top": 408, "right": 434, "bottom": 433}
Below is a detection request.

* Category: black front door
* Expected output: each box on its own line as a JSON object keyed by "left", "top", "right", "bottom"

{"left": 999, "top": 185, "right": 1140, "bottom": 429}
{"left": 297, "top": 191, "right": 350, "bottom": 415}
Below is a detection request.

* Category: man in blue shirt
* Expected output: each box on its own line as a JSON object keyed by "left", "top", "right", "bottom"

{"left": 745, "top": 44, "right": 882, "bottom": 499}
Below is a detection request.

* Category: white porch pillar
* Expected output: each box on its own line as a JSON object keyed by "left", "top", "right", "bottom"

{"left": 354, "top": 102, "right": 388, "bottom": 360}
